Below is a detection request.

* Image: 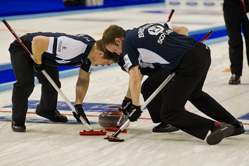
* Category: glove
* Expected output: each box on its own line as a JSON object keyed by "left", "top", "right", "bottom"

{"left": 73, "top": 104, "right": 90, "bottom": 124}
{"left": 129, "top": 105, "right": 142, "bottom": 122}
{"left": 33, "top": 62, "right": 45, "bottom": 72}
{"left": 121, "top": 97, "right": 132, "bottom": 115}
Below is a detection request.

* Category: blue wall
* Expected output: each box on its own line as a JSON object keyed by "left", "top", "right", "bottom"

{"left": 0, "top": 0, "right": 164, "bottom": 17}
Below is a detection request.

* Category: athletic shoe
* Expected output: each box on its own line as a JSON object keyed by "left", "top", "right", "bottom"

{"left": 152, "top": 122, "right": 179, "bottom": 132}
{"left": 229, "top": 74, "right": 240, "bottom": 85}
{"left": 36, "top": 109, "right": 68, "bottom": 122}
{"left": 11, "top": 120, "right": 26, "bottom": 132}
{"left": 206, "top": 122, "right": 234, "bottom": 145}
{"left": 230, "top": 121, "right": 245, "bottom": 136}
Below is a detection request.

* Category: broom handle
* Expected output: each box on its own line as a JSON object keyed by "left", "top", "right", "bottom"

{"left": 113, "top": 73, "right": 175, "bottom": 137}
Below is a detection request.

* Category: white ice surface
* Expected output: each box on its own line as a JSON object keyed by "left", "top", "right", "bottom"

{"left": 1, "top": 3, "right": 249, "bottom": 166}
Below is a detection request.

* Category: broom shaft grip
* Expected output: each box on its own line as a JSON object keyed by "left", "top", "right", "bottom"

{"left": 200, "top": 30, "right": 213, "bottom": 43}
{"left": 167, "top": 9, "right": 175, "bottom": 22}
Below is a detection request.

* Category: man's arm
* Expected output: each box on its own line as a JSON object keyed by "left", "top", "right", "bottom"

{"left": 125, "top": 69, "right": 143, "bottom": 99}
{"left": 129, "top": 66, "right": 141, "bottom": 106}
{"left": 172, "top": 25, "right": 189, "bottom": 36}
{"left": 126, "top": 66, "right": 143, "bottom": 122}
{"left": 75, "top": 68, "right": 90, "bottom": 104}
{"left": 31, "top": 36, "right": 50, "bottom": 64}
{"left": 121, "top": 69, "right": 142, "bottom": 115}
{"left": 73, "top": 68, "right": 91, "bottom": 124}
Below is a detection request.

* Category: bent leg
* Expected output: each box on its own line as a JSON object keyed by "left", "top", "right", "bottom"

{"left": 35, "top": 67, "right": 67, "bottom": 122}
{"left": 10, "top": 46, "right": 34, "bottom": 125}
{"left": 141, "top": 67, "right": 172, "bottom": 123}
{"left": 190, "top": 92, "right": 235, "bottom": 123}
{"left": 160, "top": 42, "right": 215, "bottom": 140}
{"left": 35, "top": 66, "right": 61, "bottom": 114}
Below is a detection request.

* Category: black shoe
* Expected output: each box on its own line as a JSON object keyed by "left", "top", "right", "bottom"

{"left": 230, "top": 121, "right": 245, "bottom": 136}
{"left": 229, "top": 74, "right": 240, "bottom": 85}
{"left": 36, "top": 109, "right": 68, "bottom": 122}
{"left": 207, "top": 122, "right": 234, "bottom": 145}
{"left": 152, "top": 122, "right": 179, "bottom": 132}
{"left": 11, "top": 120, "right": 26, "bottom": 132}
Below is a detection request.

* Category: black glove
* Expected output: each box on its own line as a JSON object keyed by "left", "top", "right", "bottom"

{"left": 129, "top": 105, "right": 142, "bottom": 122}
{"left": 121, "top": 97, "right": 132, "bottom": 115}
{"left": 33, "top": 62, "right": 45, "bottom": 72}
{"left": 73, "top": 104, "right": 90, "bottom": 124}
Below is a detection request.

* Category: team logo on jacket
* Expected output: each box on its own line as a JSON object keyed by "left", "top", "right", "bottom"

{"left": 57, "top": 40, "right": 67, "bottom": 52}
{"left": 148, "top": 25, "right": 173, "bottom": 44}
{"left": 148, "top": 25, "right": 164, "bottom": 35}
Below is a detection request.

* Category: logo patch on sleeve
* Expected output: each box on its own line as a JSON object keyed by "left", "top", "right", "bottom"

{"left": 123, "top": 54, "right": 132, "bottom": 72}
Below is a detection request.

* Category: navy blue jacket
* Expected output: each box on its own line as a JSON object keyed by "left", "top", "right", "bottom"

{"left": 119, "top": 22, "right": 195, "bottom": 74}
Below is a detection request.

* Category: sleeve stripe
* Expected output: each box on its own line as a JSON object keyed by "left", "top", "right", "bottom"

{"left": 46, "top": 37, "right": 54, "bottom": 54}
{"left": 53, "top": 37, "right": 57, "bottom": 55}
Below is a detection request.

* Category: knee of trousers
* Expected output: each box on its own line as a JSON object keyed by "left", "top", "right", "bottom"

{"left": 141, "top": 80, "right": 150, "bottom": 93}
{"left": 54, "top": 80, "right": 61, "bottom": 89}
{"left": 160, "top": 108, "right": 178, "bottom": 122}
{"left": 141, "top": 82, "right": 151, "bottom": 99}
{"left": 229, "top": 39, "right": 243, "bottom": 47}
{"left": 13, "top": 82, "right": 34, "bottom": 96}
{"left": 43, "top": 80, "right": 61, "bottom": 91}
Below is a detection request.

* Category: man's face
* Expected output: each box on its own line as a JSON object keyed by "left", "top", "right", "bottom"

{"left": 106, "top": 40, "right": 122, "bottom": 55}
{"left": 92, "top": 53, "right": 114, "bottom": 67}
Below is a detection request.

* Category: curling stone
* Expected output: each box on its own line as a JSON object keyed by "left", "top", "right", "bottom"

{"left": 98, "top": 106, "right": 129, "bottom": 128}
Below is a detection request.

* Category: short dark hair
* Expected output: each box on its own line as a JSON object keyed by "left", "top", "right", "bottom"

{"left": 102, "top": 25, "right": 126, "bottom": 46}
{"left": 96, "top": 39, "right": 119, "bottom": 63}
